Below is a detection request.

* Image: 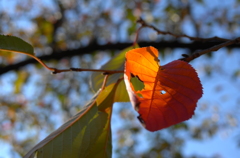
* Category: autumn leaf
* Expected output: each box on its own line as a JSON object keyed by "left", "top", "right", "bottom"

{"left": 124, "top": 46, "right": 203, "bottom": 132}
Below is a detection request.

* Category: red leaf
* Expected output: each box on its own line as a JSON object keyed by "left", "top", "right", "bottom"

{"left": 124, "top": 46, "right": 203, "bottom": 132}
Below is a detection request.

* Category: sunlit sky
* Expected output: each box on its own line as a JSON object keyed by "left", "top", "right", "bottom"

{"left": 0, "top": 0, "right": 240, "bottom": 158}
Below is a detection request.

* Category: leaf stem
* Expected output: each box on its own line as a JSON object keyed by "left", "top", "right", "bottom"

{"left": 1, "top": 49, "right": 125, "bottom": 75}
{"left": 101, "top": 75, "right": 109, "bottom": 90}
{"left": 134, "top": 26, "right": 143, "bottom": 45}
{"left": 0, "top": 49, "right": 55, "bottom": 72}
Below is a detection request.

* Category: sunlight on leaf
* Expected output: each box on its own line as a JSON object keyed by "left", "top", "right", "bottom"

{"left": 91, "top": 44, "right": 139, "bottom": 102}
{"left": 88, "top": 81, "right": 121, "bottom": 158}
{"left": 24, "top": 80, "right": 121, "bottom": 158}
{"left": 124, "top": 46, "right": 203, "bottom": 132}
{"left": 24, "top": 91, "right": 102, "bottom": 158}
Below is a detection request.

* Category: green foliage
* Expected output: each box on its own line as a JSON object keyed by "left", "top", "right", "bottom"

{"left": 0, "top": 35, "right": 34, "bottom": 55}
{"left": 24, "top": 82, "right": 120, "bottom": 158}
{"left": 1, "top": 1, "right": 240, "bottom": 158}
{"left": 91, "top": 44, "right": 139, "bottom": 102}
{"left": 24, "top": 91, "right": 101, "bottom": 158}
{"left": 36, "top": 105, "right": 107, "bottom": 158}
{"left": 130, "top": 75, "right": 145, "bottom": 91}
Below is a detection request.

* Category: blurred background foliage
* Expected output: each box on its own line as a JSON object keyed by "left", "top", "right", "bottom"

{"left": 0, "top": 0, "right": 240, "bottom": 157}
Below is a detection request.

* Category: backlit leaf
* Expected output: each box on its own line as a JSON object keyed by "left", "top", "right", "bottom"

{"left": 24, "top": 80, "right": 121, "bottom": 158}
{"left": 124, "top": 46, "right": 203, "bottom": 132}
{"left": 91, "top": 44, "right": 138, "bottom": 102}
{"left": 88, "top": 81, "right": 121, "bottom": 158}
{"left": 0, "top": 35, "right": 34, "bottom": 55}
{"left": 24, "top": 91, "right": 102, "bottom": 158}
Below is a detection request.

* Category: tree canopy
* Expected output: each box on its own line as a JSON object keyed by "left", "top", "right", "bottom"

{"left": 0, "top": 0, "right": 240, "bottom": 157}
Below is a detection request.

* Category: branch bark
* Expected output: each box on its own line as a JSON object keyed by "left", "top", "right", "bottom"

{"left": 137, "top": 18, "right": 229, "bottom": 42}
{"left": 181, "top": 37, "right": 240, "bottom": 62}
{"left": 1, "top": 40, "right": 240, "bottom": 76}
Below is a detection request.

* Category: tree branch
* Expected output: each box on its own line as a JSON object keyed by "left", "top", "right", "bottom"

{"left": 181, "top": 37, "right": 240, "bottom": 62}
{"left": 136, "top": 18, "right": 240, "bottom": 63}
{"left": 1, "top": 40, "right": 240, "bottom": 76}
{"left": 51, "top": 68, "right": 124, "bottom": 75}
{"left": 137, "top": 18, "right": 230, "bottom": 42}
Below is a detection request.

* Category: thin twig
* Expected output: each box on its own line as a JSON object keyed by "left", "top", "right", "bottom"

{"left": 52, "top": 68, "right": 124, "bottom": 74}
{"left": 137, "top": 18, "right": 229, "bottom": 42}
{"left": 181, "top": 37, "right": 240, "bottom": 62}
{"left": 101, "top": 75, "right": 109, "bottom": 90}
{"left": 134, "top": 26, "right": 143, "bottom": 45}
{"left": 70, "top": 68, "right": 124, "bottom": 75}
{"left": 137, "top": 18, "right": 240, "bottom": 62}
{"left": 1, "top": 49, "right": 125, "bottom": 75}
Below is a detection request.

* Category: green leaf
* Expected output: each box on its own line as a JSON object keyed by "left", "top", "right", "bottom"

{"left": 38, "top": 106, "right": 107, "bottom": 158}
{"left": 0, "top": 35, "right": 34, "bottom": 55}
{"left": 130, "top": 75, "right": 145, "bottom": 91}
{"left": 23, "top": 91, "right": 101, "bottom": 158}
{"left": 114, "top": 80, "right": 130, "bottom": 102}
{"left": 24, "top": 81, "right": 120, "bottom": 158}
{"left": 87, "top": 82, "right": 121, "bottom": 158}
{"left": 91, "top": 44, "right": 139, "bottom": 102}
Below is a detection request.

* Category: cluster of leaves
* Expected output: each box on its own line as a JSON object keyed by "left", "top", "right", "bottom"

{"left": 0, "top": 35, "right": 123, "bottom": 157}
{"left": 0, "top": 34, "right": 204, "bottom": 157}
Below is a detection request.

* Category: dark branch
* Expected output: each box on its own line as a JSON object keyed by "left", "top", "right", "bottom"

{"left": 1, "top": 40, "right": 240, "bottom": 76}
{"left": 137, "top": 18, "right": 229, "bottom": 42}
{"left": 181, "top": 37, "right": 240, "bottom": 62}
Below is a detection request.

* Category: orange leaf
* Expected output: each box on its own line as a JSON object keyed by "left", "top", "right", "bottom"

{"left": 124, "top": 46, "right": 203, "bottom": 132}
